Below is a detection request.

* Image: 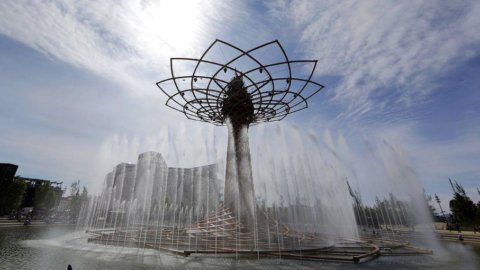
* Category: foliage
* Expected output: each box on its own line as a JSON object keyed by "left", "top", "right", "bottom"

{"left": 352, "top": 194, "right": 414, "bottom": 228}
{"left": 423, "top": 189, "right": 438, "bottom": 220}
{"left": 70, "top": 180, "right": 89, "bottom": 221}
{"left": 433, "top": 194, "right": 448, "bottom": 223}
{"left": 70, "top": 180, "right": 80, "bottom": 197}
{"left": 448, "top": 178, "right": 477, "bottom": 226}
{"left": 0, "top": 179, "right": 27, "bottom": 214}
{"left": 34, "top": 182, "right": 61, "bottom": 210}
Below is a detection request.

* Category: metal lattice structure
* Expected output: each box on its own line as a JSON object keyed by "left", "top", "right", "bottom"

{"left": 156, "top": 39, "right": 325, "bottom": 126}
{"left": 87, "top": 205, "right": 431, "bottom": 263}
{"left": 86, "top": 40, "right": 435, "bottom": 263}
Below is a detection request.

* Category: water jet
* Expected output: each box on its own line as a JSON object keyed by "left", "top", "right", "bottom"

{"left": 83, "top": 40, "right": 432, "bottom": 264}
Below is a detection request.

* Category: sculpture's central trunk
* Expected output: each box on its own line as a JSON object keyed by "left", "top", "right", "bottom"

{"left": 222, "top": 75, "right": 256, "bottom": 231}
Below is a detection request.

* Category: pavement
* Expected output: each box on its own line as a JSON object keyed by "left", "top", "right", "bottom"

{"left": 2, "top": 216, "right": 479, "bottom": 245}
{"left": 436, "top": 229, "right": 480, "bottom": 245}
{"left": 0, "top": 217, "right": 66, "bottom": 228}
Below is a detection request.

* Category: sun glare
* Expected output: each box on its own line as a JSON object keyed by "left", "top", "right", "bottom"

{"left": 141, "top": 0, "right": 205, "bottom": 55}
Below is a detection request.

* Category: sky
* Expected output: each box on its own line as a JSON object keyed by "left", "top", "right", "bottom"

{"left": 0, "top": 0, "right": 479, "bottom": 212}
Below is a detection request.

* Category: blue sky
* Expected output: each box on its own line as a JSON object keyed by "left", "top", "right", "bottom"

{"left": 0, "top": 1, "right": 479, "bottom": 211}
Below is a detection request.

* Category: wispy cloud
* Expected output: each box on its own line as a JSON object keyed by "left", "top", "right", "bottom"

{"left": 2, "top": 1, "right": 478, "bottom": 115}
{"left": 0, "top": 0, "right": 479, "bottom": 201}
{"left": 0, "top": 0, "right": 245, "bottom": 94}
{"left": 0, "top": 0, "right": 275, "bottom": 190}
{"left": 266, "top": 0, "right": 480, "bottom": 118}
{"left": 359, "top": 121, "right": 480, "bottom": 184}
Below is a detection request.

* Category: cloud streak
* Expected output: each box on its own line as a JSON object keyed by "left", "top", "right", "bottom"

{"left": 0, "top": 0, "right": 244, "bottom": 94}
{"left": 0, "top": 0, "right": 479, "bottom": 205}
{"left": 266, "top": 0, "right": 480, "bottom": 118}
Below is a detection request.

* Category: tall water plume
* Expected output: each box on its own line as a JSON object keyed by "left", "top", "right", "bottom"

{"left": 80, "top": 120, "right": 438, "bottom": 251}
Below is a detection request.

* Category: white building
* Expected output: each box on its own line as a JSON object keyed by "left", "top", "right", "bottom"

{"left": 98, "top": 151, "right": 221, "bottom": 226}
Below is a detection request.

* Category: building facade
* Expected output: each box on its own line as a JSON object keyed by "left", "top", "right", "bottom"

{"left": 96, "top": 151, "right": 221, "bottom": 227}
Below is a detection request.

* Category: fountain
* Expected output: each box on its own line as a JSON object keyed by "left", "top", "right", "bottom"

{"left": 80, "top": 40, "right": 434, "bottom": 264}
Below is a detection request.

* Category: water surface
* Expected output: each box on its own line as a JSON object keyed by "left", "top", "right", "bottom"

{"left": 0, "top": 226, "right": 478, "bottom": 270}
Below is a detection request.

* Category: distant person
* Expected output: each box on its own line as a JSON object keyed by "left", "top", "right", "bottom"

{"left": 67, "top": 265, "right": 73, "bottom": 270}
{"left": 458, "top": 234, "right": 464, "bottom": 242}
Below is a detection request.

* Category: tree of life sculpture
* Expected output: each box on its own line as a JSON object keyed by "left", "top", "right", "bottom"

{"left": 156, "top": 39, "right": 325, "bottom": 232}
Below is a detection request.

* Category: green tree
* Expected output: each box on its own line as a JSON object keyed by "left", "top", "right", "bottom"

{"left": 70, "top": 180, "right": 88, "bottom": 222}
{"left": 0, "top": 179, "right": 27, "bottom": 214}
{"left": 476, "top": 188, "right": 480, "bottom": 226}
{"left": 81, "top": 186, "right": 88, "bottom": 200}
{"left": 476, "top": 201, "right": 480, "bottom": 227}
{"left": 70, "top": 180, "right": 80, "bottom": 197}
{"left": 423, "top": 189, "right": 438, "bottom": 220}
{"left": 449, "top": 178, "right": 477, "bottom": 226}
{"left": 34, "top": 182, "right": 59, "bottom": 210}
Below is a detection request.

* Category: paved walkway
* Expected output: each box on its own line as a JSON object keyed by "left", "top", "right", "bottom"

{"left": 0, "top": 217, "right": 67, "bottom": 228}
{"left": 436, "top": 229, "right": 480, "bottom": 245}
{"left": 2, "top": 217, "right": 479, "bottom": 246}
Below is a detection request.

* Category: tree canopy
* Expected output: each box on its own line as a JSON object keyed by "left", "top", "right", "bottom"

{"left": 449, "top": 178, "right": 478, "bottom": 227}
